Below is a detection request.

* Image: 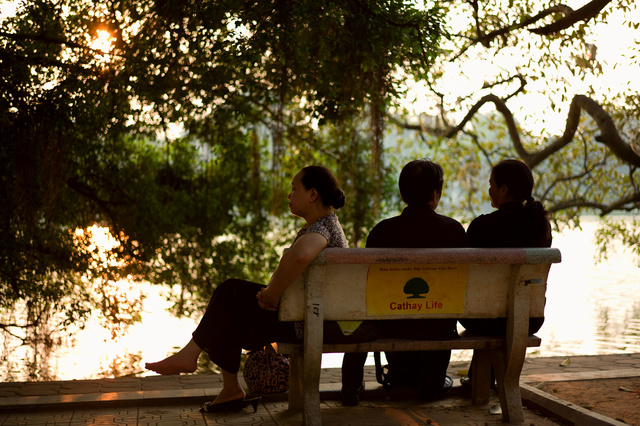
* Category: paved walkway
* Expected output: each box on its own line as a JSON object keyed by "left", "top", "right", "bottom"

{"left": 0, "top": 353, "right": 637, "bottom": 425}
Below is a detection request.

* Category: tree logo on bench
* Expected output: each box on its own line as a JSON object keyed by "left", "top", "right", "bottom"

{"left": 404, "top": 277, "right": 429, "bottom": 299}
{"left": 366, "top": 264, "right": 467, "bottom": 316}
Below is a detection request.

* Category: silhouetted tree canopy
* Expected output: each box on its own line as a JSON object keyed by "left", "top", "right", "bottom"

{"left": 0, "top": 0, "right": 442, "bottom": 358}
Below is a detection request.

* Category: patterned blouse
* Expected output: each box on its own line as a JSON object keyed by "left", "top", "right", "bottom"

{"left": 293, "top": 213, "right": 348, "bottom": 249}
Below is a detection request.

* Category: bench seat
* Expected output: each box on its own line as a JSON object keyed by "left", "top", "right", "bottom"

{"left": 278, "top": 333, "right": 542, "bottom": 354}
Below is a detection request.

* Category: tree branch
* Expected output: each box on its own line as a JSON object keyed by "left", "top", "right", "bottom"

{"left": 452, "top": 4, "right": 572, "bottom": 59}
{"left": 549, "top": 192, "right": 640, "bottom": 216}
{"left": 389, "top": 93, "right": 640, "bottom": 171}
{"left": 484, "top": 5, "right": 573, "bottom": 47}
{"left": 0, "top": 324, "right": 29, "bottom": 342}
{"left": 530, "top": 0, "right": 613, "bottom": 35}
{"left": 0, "top": 31, "right": 88, "bottom": 50}
{"left": 527, "top": 95, "right": 640, "bottom": 168}
{"left": 1, "top": 48, "right": 106, "bottom": 77}
{"left": 482, "top": 74, "right": 527, "bottom": 101}
{"left": 391, "top": 91, "right": 640, "bottom": 218}
{"left": 452, "top": 1, "right": 611, "bottom": 60}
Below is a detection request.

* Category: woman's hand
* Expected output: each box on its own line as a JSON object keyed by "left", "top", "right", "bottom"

{"left": 257, "top": 287, "right": 279, "bottom": 311}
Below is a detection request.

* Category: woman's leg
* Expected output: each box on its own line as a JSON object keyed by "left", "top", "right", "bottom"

{"left": 145, "top": 339, "right": 245, "bottom": 404}
{"left": 213, "top": 369, "right": 246, "bottom": 403}
{"left": 147, "top": 279, "right": 292, "bottom": 405}
{"left": 146, "top": 279, "right": 280, "bottom": 372}
{"left": 145, "top": 338, "right": 202, "bottom": 375}
{"left": 193, "top": 279, "right": 281, "bottom": 372}
{"left": 146, "top": 279, "right": 262, "bottom": 376}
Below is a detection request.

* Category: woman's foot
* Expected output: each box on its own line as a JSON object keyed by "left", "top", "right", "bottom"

{"left": 211, "top": 387, "right": 246, "bottom": 405}
{"left": 145, "top": 339, "right": 201, "bottom": 375}
{"left": 208, "top": 369, "right": 246, "bottom": 404}
{"left": 145, "top": 353, "right": 197, "bottom": 375}
{"left": 201, "top": 395, "right": 260, "bottom": 413}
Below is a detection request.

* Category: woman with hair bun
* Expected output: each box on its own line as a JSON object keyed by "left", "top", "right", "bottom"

{"left": 145, "top": 166, "right": 368, "bottom": 413}
{"left": 462, "top": 159, "right": 552, "bottom": 336}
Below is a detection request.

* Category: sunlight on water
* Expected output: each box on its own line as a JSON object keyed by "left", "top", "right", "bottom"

{"left": 41, "top": 287, "right": 199, "bottom": 381}
{"left": 541, "top": 217, "right": 640, "bottom": 356}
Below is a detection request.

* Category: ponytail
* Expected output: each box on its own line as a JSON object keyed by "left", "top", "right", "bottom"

{"left": 524, "top": 197, "right": 552, "bottom": 246}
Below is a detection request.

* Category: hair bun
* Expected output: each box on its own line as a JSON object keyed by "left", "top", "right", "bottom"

{"left": 300, "top": 166, "right": 345, "bottom": 209}
{"left": 332, "top": 189, "right": 346, "bottom": 209}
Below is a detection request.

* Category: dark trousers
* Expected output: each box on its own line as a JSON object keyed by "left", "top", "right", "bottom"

{"left": 192, "top": 279, "right": 296, "bottom": 373}
{"left": 342, "top": 319, "right": 458, "bottom": 394}
{"left": 192, "top": 279, "right": 379, "bottom": 374}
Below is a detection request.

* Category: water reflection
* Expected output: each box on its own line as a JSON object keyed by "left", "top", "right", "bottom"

{"left": 595, "top": 302, "right": 640, "bottom": 353}
{"left": 0, "top": 284, "right": 198, "bottom": 381}
{"left": 2, "top": 217, "right": 639, "bottom": 379}
{"left": 540, "top": 217, "right": 640, "bottom": 357}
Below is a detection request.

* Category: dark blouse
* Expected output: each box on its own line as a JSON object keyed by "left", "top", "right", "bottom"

{"left": 367, "top": 205, "right": 467, "bottom": 249}
{"left": 466, "top": 201, "right": 551, "bottom": 248}
{"left": 365, "top": 205, "right": 467, "bottom": 341}
{"left": 463, "top": 201, "right": 552, "bottom": 335}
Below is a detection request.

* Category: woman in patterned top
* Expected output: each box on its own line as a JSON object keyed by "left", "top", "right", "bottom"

{"left": 145, "top": 166, "right": 349, "bottom": 413}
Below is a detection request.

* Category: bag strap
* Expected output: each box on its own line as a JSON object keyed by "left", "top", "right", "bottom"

{"left": 374, "top": 351, "right": 392, "bottom": 390}
{"left": 374, "top": 352, "right": 384, "bottom": 384}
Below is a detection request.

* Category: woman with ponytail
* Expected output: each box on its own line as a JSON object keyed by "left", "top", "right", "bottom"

{"left": 462, "top": 159, "right": 552, "bottom": 336}
{"left": 460, "top": 159, "right": 552, "bottom": 389}
{"left": 466, "top": 159, "right": 551, "bottom": 249}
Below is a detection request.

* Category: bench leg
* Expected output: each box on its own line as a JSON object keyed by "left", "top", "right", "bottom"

{"left": 493, "top": 272, "right": 529, "bottom": 424}
{"left": 491, "top": 348, "right": 525, "bottom": 424}
{"left": 301, "top": 343, "right": 322, "bottom": 426}
{"left": 470, "top": 349, "right": 491, "bottom": 405}
{"left": 301, "top": 264, "right": 325, "bottom": 426}
{"left": 287, "top": 346, "right": 304, "bottom": 412}
{"left": 284, "top": 343, "right": 322, "bottom": 424}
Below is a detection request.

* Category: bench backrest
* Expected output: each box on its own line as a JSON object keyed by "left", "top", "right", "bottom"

{"left": 278, "top": 247, "right": 561, "bottom": 322}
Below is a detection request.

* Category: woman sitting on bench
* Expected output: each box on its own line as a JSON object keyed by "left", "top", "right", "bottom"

{"left": 460, "top": 159, "right": 552, "bottom": 389}
{"left": 145, "top": 166, "right": 375, "bottom": 413}
{"left": 462, "top": 158, "right": 552, "bottom": 336}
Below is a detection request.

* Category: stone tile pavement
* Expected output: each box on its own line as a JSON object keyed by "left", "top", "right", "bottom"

{"left": 0, "top": 353, "right": 637, "bottom": 425}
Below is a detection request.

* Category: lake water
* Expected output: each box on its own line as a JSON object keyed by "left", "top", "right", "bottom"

{"left": 534, "top": 216, "right": 640, "bottom": 356}
{"left": 2, "top": 216, "right": 639, "bottom": 380}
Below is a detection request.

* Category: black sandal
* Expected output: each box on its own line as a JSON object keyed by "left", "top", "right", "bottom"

{"left": 200, "top": 396, "right": 261, "bottom": 413}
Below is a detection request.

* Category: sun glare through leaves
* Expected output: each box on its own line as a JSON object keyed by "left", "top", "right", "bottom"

{"left": 91, "top": 29, "right": 115, "bottom": 53}
{"left": 73, "top": 225, "right": 144, "bottom": 339}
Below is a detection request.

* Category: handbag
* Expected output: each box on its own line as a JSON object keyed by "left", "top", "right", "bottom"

{"left": 243, "top": 344, "right": 289, "bottom": 394}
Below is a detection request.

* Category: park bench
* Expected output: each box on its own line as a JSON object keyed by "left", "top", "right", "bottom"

{"left": 276, "top": 247, "right": 561, "bottom": 425}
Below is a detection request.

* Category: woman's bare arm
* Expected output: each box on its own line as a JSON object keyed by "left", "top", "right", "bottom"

{"left": 257, "top": 233, "right": 327, "bottom": 310}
